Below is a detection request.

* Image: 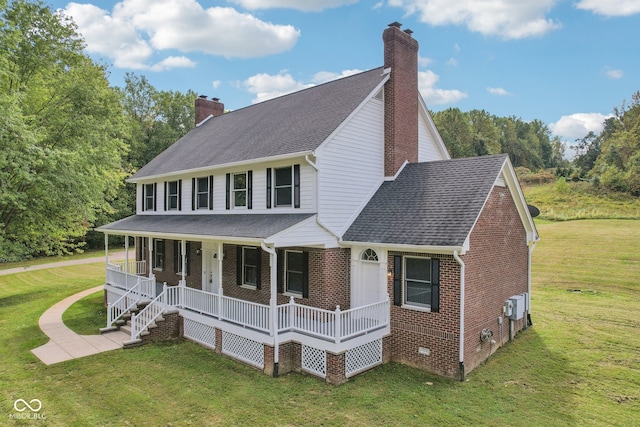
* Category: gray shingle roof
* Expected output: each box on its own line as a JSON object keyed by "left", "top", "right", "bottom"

{"left": 98, "top": 213, "right": 314, "bottom": 239}
{"left": 342, "top": 154, "right": 508, "bottom": 247}
{"left": 131, "top": 67, "right": 387, "bottom": 180}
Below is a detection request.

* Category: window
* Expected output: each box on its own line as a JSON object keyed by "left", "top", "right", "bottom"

{"left": 233, "top": 173, "right": 247, "bottom": 207}
{"left": 173, "top": 241, "right": 190, "bottom": 275}
{"left": 226, "top": 172, "right": 252, "bottom": 209}
{"left": 404, "top": 257, "right": 431, "bottom": 307}
{"left": 143, "top": 183, "right": 155, "bottom": 211}
{"left": 166, "top": 180, "right": 180, "bottom": 210}
{"left": 275, "top": 167, "right": 292, "bottom": 206}
{"left": 266, "top": 165, "right": 300, "bottom": 209}
{"left": 140, "top": 238, "right": 147, "bottom": 262}
{"left": 285, "top": 251, "right": 305, "bottom": 295}
{"left": 242, "top": 247, "right": 259, "bottom": 287}
{"left": 361, "top": 248, "right": 379, "bottom": 261}
{"left": 193, "top": 176, "right": 213, "bottom": 210}
{"left": 153, "top": 240, "right": 165, "bottom": 270}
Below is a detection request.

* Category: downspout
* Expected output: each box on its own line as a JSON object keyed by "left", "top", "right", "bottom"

{"left": 527, "top": 240, "right": 537, "bottom": 327}
{"left": 453, "top": 250, "right": 465, "bottom": 381}
{"left": 261, "top": 242, "right": 279, "bottom": 377}
{"left": 305, "top": 155, "right": 340, "bottom": 239}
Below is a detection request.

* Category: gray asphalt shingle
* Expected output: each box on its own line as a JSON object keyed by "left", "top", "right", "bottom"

{"left": 342, "top": 154, "right": 508, "bottom": 247}
{"left": 131, "top": 67, "right": 387, "bottom": 180}
{"left": 98, "top": 213, "right": 314, "bottom": 239}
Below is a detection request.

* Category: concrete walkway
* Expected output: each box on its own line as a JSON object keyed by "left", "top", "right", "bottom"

{"left": 31, "top": 286, "right": 130, "bottom": 365}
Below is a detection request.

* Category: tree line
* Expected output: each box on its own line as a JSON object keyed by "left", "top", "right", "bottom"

{"left": 1, "top": 0, "right": 637, "bottom": 261}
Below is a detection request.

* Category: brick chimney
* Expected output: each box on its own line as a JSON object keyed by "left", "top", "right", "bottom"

{"left": 383, "top": 22, "right": 419, "bottom": 177}
{"left": 195, "top": 95, "right": 224, "bottom": 126}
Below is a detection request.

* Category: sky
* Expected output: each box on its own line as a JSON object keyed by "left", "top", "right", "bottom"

{"left": 48, "top": 0, "right": 640, "bottom": 151}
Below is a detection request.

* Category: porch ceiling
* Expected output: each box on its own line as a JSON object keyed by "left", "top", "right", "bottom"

{"left": 97, "top": 213, "right": 314, "bottom": 240}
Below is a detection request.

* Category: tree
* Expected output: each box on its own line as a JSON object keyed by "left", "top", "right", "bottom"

{"left": 0, "top": 0, "right": 128, "bottom": 260}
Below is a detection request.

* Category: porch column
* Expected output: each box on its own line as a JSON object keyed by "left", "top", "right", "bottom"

{"left": 124, "top": 236, "right": 129, "bottom": 274}
{"left": 261, "top": 242, "right": 279, "bottom": 376}
{"left": 217, "top": 242, "right": 223, "bottom": 294}
{"left": 105, "top": 234, "right": 109, "bottom": 266}
{"left": 181, "top": 239, "right": 187, "bottom": 286}
{"left": 148, "top": 237, "right": 154, "bottom": 279}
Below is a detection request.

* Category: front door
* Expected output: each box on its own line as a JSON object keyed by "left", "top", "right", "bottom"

{"left": 351, "top": 248, "right": 384, "bottom": 308}
{"left": 202, "top": 247, "right": 219, "bottom": 293}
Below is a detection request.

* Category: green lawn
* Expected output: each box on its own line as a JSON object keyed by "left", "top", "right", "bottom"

{"left": 1, "top": 220, "right": 638, "bottom": 426}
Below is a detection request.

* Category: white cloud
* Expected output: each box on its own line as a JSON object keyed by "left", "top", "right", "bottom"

{"left": 446, "top": 57, "right": 458, "bottom": 66}
{"left": 418, "top": 55, "right": 432, "bottom": 67}
{"left": 244, "top": 72, "right": 314, "bottom": 104}
{"left": 388, "top": 0, "right": 561, "bottom": 39}
{"left": 487, "top": 86, "right": 511, "bottom": 96}
{"left": 575, "top": 0, "right": 640, "bottom": 16}
{"left": 62, "top": 0, "right": 300, "bottom": 70}
{"left": 418, "top": 70, "right": 467, "bottom": 105}
{"left": 605, "top": 68, "right": 624, "bottom": 79}
{"left": 212, "top": 80, "right": 222, "bottom": 89}
{"left": 230, "top": 0, "right": 358, "bottom": 11}
{"left": 149, "top": 56, "right": 197, "bottom": 71}
{"left": 549, "top": 113, "right": 611, "bottom": 140}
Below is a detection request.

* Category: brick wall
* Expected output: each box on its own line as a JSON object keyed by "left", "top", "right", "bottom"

{"left": 150, "top": 239, "right": 202, "bottom": 289}
{"left": 221, "top": 244, "right": 350, "bottom": 310}
{"left": 140, "top": 311, "right": 182, "bottom": 344}
{"left": 387, "top": 252, "right": 461, "bottom": 377}
{"left": 461, "top": 185, "right": 529, "bottom": 373}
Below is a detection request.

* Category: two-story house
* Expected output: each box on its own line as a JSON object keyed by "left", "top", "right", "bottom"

{"left": 98, "top": 22, "right": 538, "bottom": 384}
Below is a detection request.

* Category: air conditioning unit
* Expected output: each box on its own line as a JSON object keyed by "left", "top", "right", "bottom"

{"left": 508, "top": 294, "right": 525, "bottom": 320}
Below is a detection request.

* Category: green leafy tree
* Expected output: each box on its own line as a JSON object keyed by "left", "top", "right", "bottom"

{"left": 0, "top": 0, "right": 128, "bottom": 260}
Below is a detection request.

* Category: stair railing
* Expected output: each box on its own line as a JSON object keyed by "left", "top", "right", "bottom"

{"left": 107, "top": 280, "right": 144, "bottom": 328}
{"left": 130, "top": 285, "right": 167, "bottom": 341}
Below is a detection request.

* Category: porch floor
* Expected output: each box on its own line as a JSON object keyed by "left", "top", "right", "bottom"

{"left": 31, "top": 285, "right": 129, "bottom": 365}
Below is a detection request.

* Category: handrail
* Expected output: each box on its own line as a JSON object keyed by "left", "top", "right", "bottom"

{"left": 107, "top": 280, "right": 146, "bottom": 328}
{"left": 130, "top": 287, "right": 166, "bottom": 341}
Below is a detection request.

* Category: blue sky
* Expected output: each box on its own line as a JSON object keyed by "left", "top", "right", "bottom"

{"left": 50, "top": 0, "right": 640, "bottom": 149}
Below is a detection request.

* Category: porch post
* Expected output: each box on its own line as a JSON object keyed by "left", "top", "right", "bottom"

{"left": 124, "top": 235, "right": 129, "bottom": 274}
{"left": 148, "top": 237, "right": 154, "bottom": 279}
{"left": 181, "top": 239, "right": 187, "bottom": 286}
{"left": 104, "top": 234, "right": 109, "bottom": 266}
{"left": 217, "top": 242, "right": 223, "bottom": 294}
{"left": 261, "top": 242, "right": 279, "bottom": 376}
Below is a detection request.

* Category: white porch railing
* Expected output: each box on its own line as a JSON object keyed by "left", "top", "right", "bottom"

{"left": 108, "top": 260, "right": 146, "bottom": 275}
{"left": 130, "top": 287, "right": 167, "bottom": 341}
{"left": 106, "top": 265, "right": 155, "bottom": 297}
{"left": 106, "top": 276, "right": 157, "bottom": 328}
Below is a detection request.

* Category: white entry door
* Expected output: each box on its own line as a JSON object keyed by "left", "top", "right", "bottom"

{"left": 202, "top": 248, "right": 219, "bottom": 293}
{"left": 351, "top": 248, "right": 384, "bottom": 308}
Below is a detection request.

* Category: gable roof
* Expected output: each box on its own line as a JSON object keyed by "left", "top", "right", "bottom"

{"left": 342, "top": 154, "right": 512, "bottom": 248}
{"left": 131, "top": 67, "right": 388, "bottom": 181}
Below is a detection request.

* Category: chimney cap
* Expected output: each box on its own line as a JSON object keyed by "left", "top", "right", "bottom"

{"left": 198, "top": 95, "right": 208, "bottom": 99}
{"left": 404, "top": 29, "right": 413, "bottom": 35}
{"left": 212, "top": 97, "right": 220, "bottom": 102}
{"left": 388, "top": 21, "right": 402, "bottom": 28}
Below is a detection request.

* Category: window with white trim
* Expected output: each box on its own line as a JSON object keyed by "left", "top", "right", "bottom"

{"left": 153, "top": 240, "right": 165, "bottom": 270}
{"left": 166, "top": 180, "right": 179, "bottom": 210}
{"left": 285, "top": 250, "right": 305, "bottom": 295}
{"left": 404, "top": 257, "right": 431, "bottom": 307}
{"left": 361, "top": 248, "right": 379, "bottom": 261}
{"left": 144, "top": 183, "right": 155, "bottom": 211}
{"left": 275, "top": 167, "right": 293, "bottom": 207}
{"left": 196, "top": 177, "right": 210, "bottom": 209}
{"left": 233, "top": 173, "right": 247, "bottom": 208}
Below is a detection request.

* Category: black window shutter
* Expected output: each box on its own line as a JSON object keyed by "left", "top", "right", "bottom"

{"left": 173, "top": 241, "right": 179, "bottom": 274}
{"left": 247, "top": 170, "right": 253, "bottom": 210}
{"left": 208, "top": 175, "right": 214, "bottom": 210}
{"left": 294, "top": 164, "right": 301, "bottom": 208}
{"left": 393, "top": 256, "right": 402, "bottom": 306}
{"left": 191, "top": 178, "right": 196, "bottom": 210}
{"left": 277, "top": 249, "right": 284, "bottom": 293}
{"left": 255, "top": 247, "right": 262, "bottom": 290}
{"left": 141, "top": 184, "right": 146, "bottom": 212}
{"left": 266, "top": 168, "right": 272, "bottom": 209}
{"left": 153, "top": 183, "right": 157, "bottom": 211}
{"left": 236, "top": 246, "right": 243, "bottom": 285}
{"left": 302, "top": 251, "right": 309, "bottom": 298}
{"left": 431, "top": 258, "right": 440, "bottom": 313}
{"left": 186, "top": 242, "right": 191, "bottom": 276}
{"left": 178, "top": 179, "right": 182, "bottom": 211}
{"left": 226, "top": 173, "right": 231, "bottom": 210}
{"left": 163, "top": 181, "right": 167, "bottom": 211}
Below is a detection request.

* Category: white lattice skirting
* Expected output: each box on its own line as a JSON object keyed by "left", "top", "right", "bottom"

{"left": 301, "top": 345, "right": 326, "bottom": 378}
{"left": 345, "top": 338, "right": 383, "bottom": 378}
{"left": 183, "top": 318, "right": 216, "bottom": 350}
{"left": 222, "top": 331, "right": 264, "bottom": 369}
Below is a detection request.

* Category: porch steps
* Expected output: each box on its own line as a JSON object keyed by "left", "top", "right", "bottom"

{"left": 100, "top": 301, "right": 165, "bottom": 349}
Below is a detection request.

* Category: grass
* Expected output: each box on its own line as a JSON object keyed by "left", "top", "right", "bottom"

{"left": 523, "top": 180, "right": 640, "bottom": 220}
{"left": 1, "top": 220, "right": 639, "bottom": 426}
{"left": 62, "top": 292, "right": 107, "bottom": 335}
{"left": 0, "top": 249, "right": 119, "bottom": 271}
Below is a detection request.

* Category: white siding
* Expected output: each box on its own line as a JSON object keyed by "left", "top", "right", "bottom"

{"left": 316, "top": 98, "right": 385, "bottom": 235}
{"left": 418, "top": 111, "right": 448, "bottom": 162}
{"left": 134, "top": 159, "right": 316, "bottom": 215}
{"left": 268, "top": 217, "right": 338, "bottom": 248}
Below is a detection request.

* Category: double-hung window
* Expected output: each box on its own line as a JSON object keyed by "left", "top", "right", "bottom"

{"left": 193, "top": 176, "right": 213, "bottom": 210}
{"left": 143, "top": 183, "right": 155, "bottom": 211}
{"left": 285, "top": 251, "right": 305, "bottom": 295}
{"left": 404, "top": 257, "right": 432, "bottom": 307}
{"left": 233, "top": 173, "right": 247, "bottom": 208}
{"left": 153, "top": 240, "right": 165, "bottom": 270}
{"left": 275, "top": 167, "right": 293, "bottom": 207}
{"left": 165, "top": 180, "right": 181, "bottom": 211}
{"left": 242, "top": 247, "right": 259, "bottom": 287}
